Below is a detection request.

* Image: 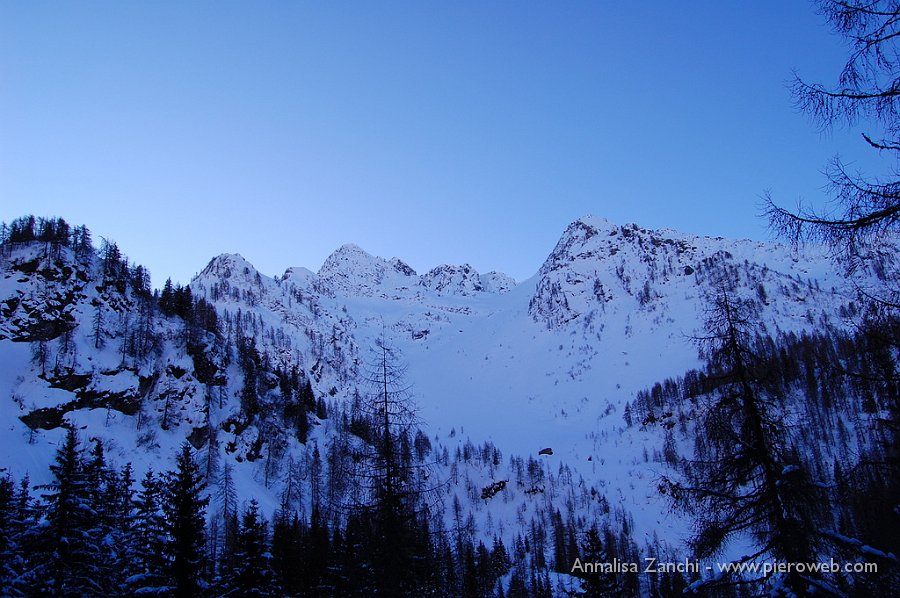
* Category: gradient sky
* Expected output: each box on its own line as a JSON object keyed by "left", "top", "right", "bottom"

{"left": 0, "top": 1, "right": 891, "bottom": 286}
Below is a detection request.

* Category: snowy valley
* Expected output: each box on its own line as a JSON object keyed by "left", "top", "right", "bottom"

{"left": 0, "top": 214, "right": 896, "bottom": 596}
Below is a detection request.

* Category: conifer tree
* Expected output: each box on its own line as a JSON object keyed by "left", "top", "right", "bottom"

{"left": 350, "top": 334, "right": 438, "bottom": 594}
{"left": 83, "top": 438, "right": 127, "bottom": 589}
{"left": 766, "top": 1, "right": 899, "bottom": 303}
{"left": 72, "top": 224, "right": 93, "bottom": 262}
{"left": 92, "top": 302, "right": 105, "bottom": 349}
{"left": 164, "top": 443, "right": 209, "bottom": 596}
{"left": 127, "top": 470, "right": 169, "bottom": 595}
{"left": 661, "top": 290, "right": 830, "bottom": 594}
{"left": 270, "top": 512, "right": 304, "bottom": 596}
{"left": 37, "top": 427, "right": 110, "bottom": 595}
{"left": 302, "top": 503, "right": 332, "bottom": 595}
{"left": 571, "top": 526, "right": 618, "bottom": 597}
{"left": 237, "top": 336, "right": 262, "bottom": 418}
{"left": 213, "top": 461, "right": 238, "bottom": 583}
{"left": 0, "top": 473, "right": 32, "bottom": 597}
{"left": 230, "top": 499, "right": 277, "bottom": 596}
{"left": 159, "top": 278, "right": 175, "bottom": 318}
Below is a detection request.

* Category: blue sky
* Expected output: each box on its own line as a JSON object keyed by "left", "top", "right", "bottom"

{"left": 0, "top": 1, "right": 889, "bottom": 285}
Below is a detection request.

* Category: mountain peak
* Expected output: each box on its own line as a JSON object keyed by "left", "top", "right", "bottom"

{"left": 420, "top": 263, "right": 483, "bottom": 296}
{"left": 319, "top": 243, "right": 380, "bottom": 274}
{"left": 197, "top": 253, "right": 261, "bottom": 282}
{"left": 389, "top": 257, "right": 417, "bottom": 277}
{"left": 480, "top": 271, "right": 517, "bottom": 293}
{"left": 318, "top": 243, "right": 392, "bottom": 295}
{"left": 322, "top": 242, "right": 373, "bottom": 263}
{"left": 573, "top": 214, "right": 617, "bottom": 232}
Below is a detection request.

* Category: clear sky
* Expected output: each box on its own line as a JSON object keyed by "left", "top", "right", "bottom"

{"left": 0, "top": 1, "right": 890, "bottom": 286}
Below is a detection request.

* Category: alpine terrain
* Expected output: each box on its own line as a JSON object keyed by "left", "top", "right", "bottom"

{"left": 0, "top": 214, "right": 896, "bottom": 596}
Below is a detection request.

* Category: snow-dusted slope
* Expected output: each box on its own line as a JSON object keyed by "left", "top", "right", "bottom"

{"left": 194, "top": 216, "right": 867, "bottom": 546}
{"left": 0, "top": 214, "right": 883, "bottom": 578}
{"left": 529, "top": 216, "right": 842, "bottom": 332}
{"left": 298, "top": 216, "right": 863, "bottom": 547}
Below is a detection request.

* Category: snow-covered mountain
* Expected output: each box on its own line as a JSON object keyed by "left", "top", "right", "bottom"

{"left": 315, "top": 241, "right": 515, "bottom": 299}
{"left": 0, "top": 214, "right": 891, "bottom": 594}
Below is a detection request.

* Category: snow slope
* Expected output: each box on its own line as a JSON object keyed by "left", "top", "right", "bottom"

{"left": 0, "top": 214, "right": 884, "bottom": 575}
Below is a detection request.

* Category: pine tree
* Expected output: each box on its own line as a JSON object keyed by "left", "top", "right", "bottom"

{"left": 309, "top": 443, "right": 323, "bottom": 517}
{"left": 302, "top": 503, "right": 332, "bottom": 595}
{"left": 766, "top": 1, "right": 899, "bottom": 306}
{"left": 108, "top": 463, "right": 136, "bottom": 586}
{"left": 130, "top": 264, "right": 152, "bottom": 299}
{"left": 100, "top": 238, "right": 124, "bottom": 287}
{"left": 125, "top": 470, "right": 170, "bottom": 594}
{"left": 0, "top": 474, "right": 16, "bottom": 591}
{"left": 36, "top": 427, "right": 111, "bottom": 595}
{"left": 215, "top": 462, "right": 238, "bottom": 581}
{"left": 462, "top": 543, "right": 480, "bottom": 598}
{"left": 230, "top": 499, "right": 277, "bottom": 596}
{"left": 506, "top": 567, "right": 529, "bottom": 598}
{"left": 174, "top": 285, "right": 193, "bottom": 322}
{"left": 159, "top": 278, "right": 175, "bottom": 318}
{"left": 271, "top": 512, "right": 304, "bottom": 596}
{"left": 83, "top": 438, "right": 126, "bottom": 589}
{"left": 551, "top": 508, "right": 569, "bottom": 573}
{"left": 0, "top": 473, "right": 31, "bottom": 597}
{"left": 571, "top": 526, "right": 618, "bottom": 597}
{"left": 72, "top": 224, "right": 93, "bottom": 262}
{"left": 237, "top": 336, "right": 262, "bottom": 418}
{"left": 164, "top": 443, "right": 209, "bottom": 596}
{"left": 92, "top": 302, "right": 105, "bottom": 349}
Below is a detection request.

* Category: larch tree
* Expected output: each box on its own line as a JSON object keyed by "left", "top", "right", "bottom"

{"left": 661, "top": 290, "right": 832, "bottom": 594}
{"left": 347, "top": 333, "right": 440, "bottom": 595}
{"left": 765, "top": 0, "right": 899, "bottom": 307}
{"left": 765, "top": 4, "right": 900, "bottom": 588}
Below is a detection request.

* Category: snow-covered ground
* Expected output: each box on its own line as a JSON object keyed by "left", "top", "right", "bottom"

{"left": 0, "top": 215, "right": 879, "bottom": 569}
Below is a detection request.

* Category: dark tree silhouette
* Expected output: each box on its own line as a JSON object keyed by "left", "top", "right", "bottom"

{"left": 765, "top": 0, "right": 899, "bottom": 305}
{"left": 345, "top": 334, "right": 440, "bottom": 595}
{"left": 661, "top": 290, "right": 831, "bottom": 594}
{"left": 164, "top": 443, "right": 209, "bottom": 596}
{"left": 0, "top": 473, "right": 37, "bottom": 597}
{"left": 571, "top": 525, "right": 619, "bottom": 598}
{"left": 127, "top": 470, "right": 170, "bottom": 595}
{"left": 763, "top": 7, "right": 900, "bottom": 589}
{"left": 36, "top": 428, "right": 112, "bottom": 595}
{"left": 230, "top": 499, "right": 277, "bottom": 596}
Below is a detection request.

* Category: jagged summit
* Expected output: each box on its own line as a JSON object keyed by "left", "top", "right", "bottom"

{"left": 197, "top": 253, "right": 262, "bottom": 282}
{"left": 316, "top": 242, "right": 514, "bottom": 298}
{"left": 479, "top": 270, "right": 517, "bottom": 294}
{"left": 196, "top": 216, "right": 851, "bottom": 313}
{"left": 317, "top": 242, "right": 400, "bottom": 296}
{"left": 388, "top": 257, "right": 417, "bottom": 277}
{"left": 528, "top": 215, "right": 849, "bottom": 329}
{"left": 571, "top": 214, "right": 618, "bottom": 233}
{"left": 318, "top": 243, "right": 381, "bottom": 276}
{"left": 421, "top": 263, "right": 483, "bottom": 296}
{"left": 199, "top": 216, "right": 811, "bottom": 309}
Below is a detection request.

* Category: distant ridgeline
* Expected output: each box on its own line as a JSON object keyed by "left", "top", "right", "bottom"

{"left": 0, "top": 214, "right": 897, "bottom": 596}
